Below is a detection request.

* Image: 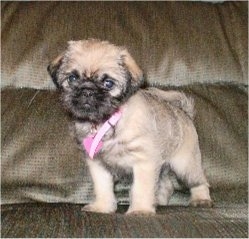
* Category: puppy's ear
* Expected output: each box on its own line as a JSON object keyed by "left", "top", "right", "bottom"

{"left": 121, "top": 49, "right": 144, "bottom": 89}
{"left": 47, "top": 53, "right": 64, "bottom": 89}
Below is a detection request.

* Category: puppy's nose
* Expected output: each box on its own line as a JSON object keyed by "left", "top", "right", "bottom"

{"left": 78, "top": 80, "right": 96, "bottom": 97}
{"left": 82, "top": 89, "right": 94, "bottom": 97}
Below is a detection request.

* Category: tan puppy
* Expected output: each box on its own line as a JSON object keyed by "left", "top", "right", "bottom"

{"left": 48, "top": 39, "right": 212, "bottom": 214}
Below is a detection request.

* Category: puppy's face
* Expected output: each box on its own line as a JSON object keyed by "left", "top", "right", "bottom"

{"left": 48, "top": 39, "right": 144, "bottom": 123}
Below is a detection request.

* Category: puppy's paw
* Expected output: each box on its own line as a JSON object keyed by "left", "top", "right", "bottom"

{"left": 126, "top": 210, "right": 156, "bottom": 216}
{"left": 189, "top": 199, "right": 214, "bottom": 208}
{"left": 82, "top": 202, "right": 117, "bottom": 214}
{"left": 126, "top": 207, "right": 156, "bottom": 215}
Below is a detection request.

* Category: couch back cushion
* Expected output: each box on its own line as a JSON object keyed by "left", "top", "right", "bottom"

{"left": 1, "top": 85, "right": 248, "bottom": 205}
{"left": 1, "top": 1, "right": 248, "bottom": 89}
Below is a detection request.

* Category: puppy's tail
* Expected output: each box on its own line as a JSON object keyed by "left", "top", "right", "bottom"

{"left": 175, "top": 92, "right": 195, "bottom": 120}
{"left": 149, "top": 88, "right": 195, "bottom": 119}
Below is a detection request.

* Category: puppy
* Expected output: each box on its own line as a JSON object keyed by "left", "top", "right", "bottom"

{"left": 47, "top": 39, "right": 212, "bottom": 214}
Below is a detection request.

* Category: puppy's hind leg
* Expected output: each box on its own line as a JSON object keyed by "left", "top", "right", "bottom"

{"left": 170, "top": 127, "right": 213, "bottom": 207}
{"left": 171, "top": 151, "right": 213, "bottom": 207}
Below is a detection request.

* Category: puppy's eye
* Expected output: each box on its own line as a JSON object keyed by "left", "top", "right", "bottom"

{"left": 68, "top": 74, "right": 78, "bottom": 83}
{"left": 103, "top": 79, "right": 114, "bottom": 89}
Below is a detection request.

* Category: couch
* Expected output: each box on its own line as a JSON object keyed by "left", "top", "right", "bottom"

{"left": 1, "top": 1, "right": 248, "bottom": 237}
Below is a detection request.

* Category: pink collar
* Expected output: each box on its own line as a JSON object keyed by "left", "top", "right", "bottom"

{"left": 82, "top": 109, "right": 122, "bottom": 159}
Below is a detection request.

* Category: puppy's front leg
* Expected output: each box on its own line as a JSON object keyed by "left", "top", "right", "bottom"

{"left": 127, "top": 162, "right": 158, "bottom": 214}
{"left": 82, "top": 160, "right": 117, "bottom": 213}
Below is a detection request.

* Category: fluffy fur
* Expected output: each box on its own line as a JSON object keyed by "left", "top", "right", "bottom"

{"left": 48, "top": 39, "right": 212, "bottom": 214}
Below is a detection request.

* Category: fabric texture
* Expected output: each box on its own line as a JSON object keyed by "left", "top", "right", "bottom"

{"left": 1, "top": 1, "right": 248, "bottom": 89}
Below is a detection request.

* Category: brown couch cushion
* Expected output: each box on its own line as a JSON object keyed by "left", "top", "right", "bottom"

{"left": 1, "top": 1, "right": 248, "bottom": 89}
{"left": 1, "top": 203, "right": 248, "bottom": 238}
{"left": 1, "top": 84, "right": 247, "bottom": 205}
